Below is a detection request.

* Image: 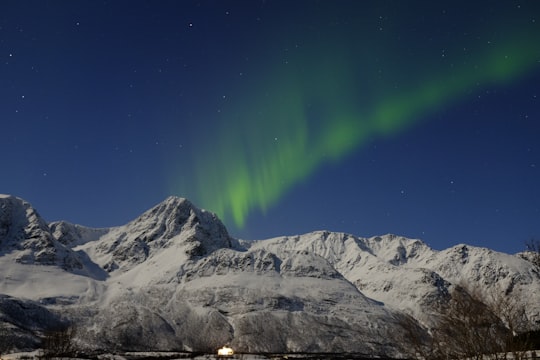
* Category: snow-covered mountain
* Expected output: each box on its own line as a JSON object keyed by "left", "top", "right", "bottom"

{"left": 0, "top": 194, "right": 89, "bottom": 270}
{"left": 0, "top": 194, "right": 539, "bottom": 355}
{"left": 245, "top": 232, "right": 540, "bottom": 327}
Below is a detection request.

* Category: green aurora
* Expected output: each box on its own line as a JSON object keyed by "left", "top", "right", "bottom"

{"left": 171, "top": 12, "right": 540, "bottom": 230}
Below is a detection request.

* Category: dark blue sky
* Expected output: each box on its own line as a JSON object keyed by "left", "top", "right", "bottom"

{"left": 1, "top": 1, "right": 539, "bottom": 254}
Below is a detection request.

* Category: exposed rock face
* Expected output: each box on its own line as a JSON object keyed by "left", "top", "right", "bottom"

{"left": 0, "top": 294, "right": 64, "bottom": 351}
{"left": 0, "top": 194, "right": 539, "bottom": 355}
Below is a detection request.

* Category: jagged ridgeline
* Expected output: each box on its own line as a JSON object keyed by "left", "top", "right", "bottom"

{"left": 0, "top": 194, "right": 539, "bottom": 356}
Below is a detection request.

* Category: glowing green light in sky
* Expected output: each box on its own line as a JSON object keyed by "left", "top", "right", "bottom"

{"left": 172, "top": 22, "right": 540, "bottom": 229}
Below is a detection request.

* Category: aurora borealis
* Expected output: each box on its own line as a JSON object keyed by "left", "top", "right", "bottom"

{"left": 175, "top": 1, "right": 540, "bottom": 230}
{"left": 187, "top": 35, "right": 540, "bottom": 228}
{"left": 2, "top": 1, "right": 539, "bottom": 253}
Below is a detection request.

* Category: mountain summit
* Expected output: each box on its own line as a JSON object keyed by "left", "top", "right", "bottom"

{"left": 0, "top": 195, "right": 88, "bottom": 271}
{"left": 0, "top": 195, "right": 539, "bottom": 355}
{"left": 55, "top": 196, "right": 236, "bottom": 275}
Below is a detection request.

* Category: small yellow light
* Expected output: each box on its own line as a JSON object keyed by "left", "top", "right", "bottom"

{"left": 217, "top": 345, "right": 234, "bottom": 356}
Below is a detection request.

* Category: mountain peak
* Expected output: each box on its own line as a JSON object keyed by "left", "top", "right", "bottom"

{"left": 126, "top": 196, "right": 231, "bottom": 244}
{"left": 89, "top": 196, "right": 236, "bottom": 273}
{"left": 163, "top": 195, "right": 190, "bottom": 204}
{"left": 1, "top": 194, "right": 51, "bottom": 250}
{"left": 0, "top": 195, "right": 85, "bottom": 270}
{"left": 0, "top": 193, "right": 18, "bottom": 199}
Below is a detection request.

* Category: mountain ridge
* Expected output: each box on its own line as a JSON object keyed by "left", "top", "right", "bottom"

{"left": 0, "top": 194, "right": 539, "bottom": 355}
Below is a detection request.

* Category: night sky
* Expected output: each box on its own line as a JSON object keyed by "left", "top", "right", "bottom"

{"left": 2, "top": 1, "right": 539, "bottom": 254}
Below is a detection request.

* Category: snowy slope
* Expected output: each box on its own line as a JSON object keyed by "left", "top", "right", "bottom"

{"left": 416, "top": 244, "right": 540, "bottom": 324}
{"left": 0, "top": 195, "right": 108, "bottom": 303}
{"left": 0, "top": 194, "right": 539, "bottom": 354}
{"left": 244, "top": 232, "right": 449, "bottom": 322}
{"left": 72, "top": 196, "right": 237, "bottom": 288}
{"left": 245, "top": 232, "right": 540, "bottom": 327}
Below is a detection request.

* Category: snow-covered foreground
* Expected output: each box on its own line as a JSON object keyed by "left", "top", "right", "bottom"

{"left": 4, "top": 350, "right": 539, "bottom": 360}
{"left": 1, "top": 351, "right": 399, "bottom": 360}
